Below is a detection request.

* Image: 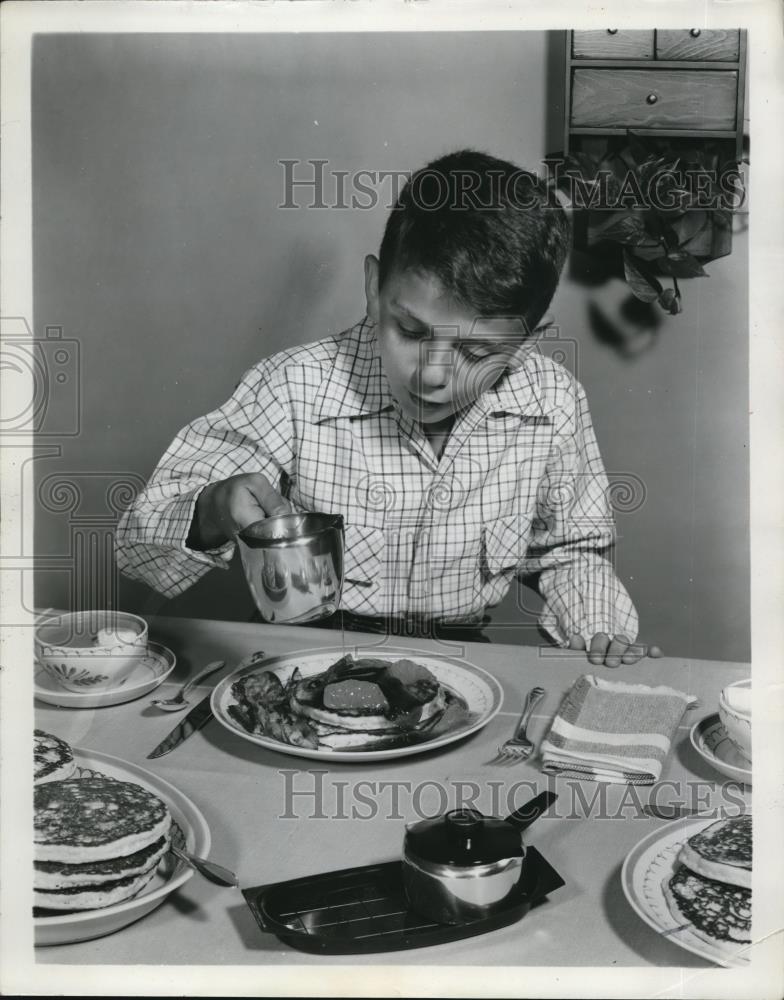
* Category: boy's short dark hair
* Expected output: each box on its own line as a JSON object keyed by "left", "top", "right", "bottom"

{"left": 378, "top": 149, "right": 571, "bottom": 333}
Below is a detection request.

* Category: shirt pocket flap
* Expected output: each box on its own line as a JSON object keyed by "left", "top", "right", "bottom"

{"left": 483, "top": 514, "right": 532, "bottom": 575}
{"left": 343, "top": 523, "right": 385, "bottom": 588}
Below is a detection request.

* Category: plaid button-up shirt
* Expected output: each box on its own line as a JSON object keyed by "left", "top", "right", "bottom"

{"left": 116, "top": 319, "right": 638, "bottom": 644}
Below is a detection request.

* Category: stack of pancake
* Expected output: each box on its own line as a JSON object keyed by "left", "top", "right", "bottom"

{"left": 33, "top": 731, "right": 172, "bottom": 911}
{"left": 663, "top": 814, "right": 751, "bottom": 963}
{"left": 34, "top": 729, "right": 77, "bottom": 785}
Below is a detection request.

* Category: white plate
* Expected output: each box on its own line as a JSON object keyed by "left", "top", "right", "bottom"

{"left": 211, "top": 646, "right": 504, "bottom": 762}
{"left": 690, "top": 714, "right": 752, "bottom": 786}
{"left": 34, "top": 642, "right": 176, "bottom": 709}
{"left": 35, "top": 747, "right": 210, "bottom": 946}
{"left": 621, "top": 812, "right": 751, "bottom": 969}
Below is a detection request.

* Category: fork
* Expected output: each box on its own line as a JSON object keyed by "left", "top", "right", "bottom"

{"left": 495, "top": 686, "right": 546, "bottom": 763}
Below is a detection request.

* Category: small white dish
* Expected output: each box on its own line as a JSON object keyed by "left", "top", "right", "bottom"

{"left": 690, "top": 714, "right": 752, "bottom": 786}
{"left": 718, "top": 678, "right": 751, "bottom": 761}
{"left": 35, "top": 642, "right": 176, "bottom": 709}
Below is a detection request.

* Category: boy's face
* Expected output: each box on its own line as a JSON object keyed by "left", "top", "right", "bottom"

{"left": 364, "top": 256, "right": 534, "bottom": 427}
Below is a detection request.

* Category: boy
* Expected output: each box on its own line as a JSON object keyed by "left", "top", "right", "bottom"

{"left": 116, "top": 150, "right": 660, "bottom": 667}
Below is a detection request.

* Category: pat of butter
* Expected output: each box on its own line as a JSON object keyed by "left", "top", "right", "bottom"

{"left": 723, "top": 685, "right": 752, "bottom": 715}
{"left": 94, "top": 627, "right": 140, "bottom": 647}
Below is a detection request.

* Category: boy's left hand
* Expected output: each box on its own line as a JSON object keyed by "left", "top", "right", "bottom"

{"left": 568, "top": 633, "right": 663, "bottom": 668}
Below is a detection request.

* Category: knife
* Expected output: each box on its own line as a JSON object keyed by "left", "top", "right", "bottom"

{"left": 147, "top": 694, "right": 214, "bottom": 759}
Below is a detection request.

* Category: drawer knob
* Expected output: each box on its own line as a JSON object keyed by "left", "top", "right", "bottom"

{"left": 690, "top": 28, "right": 702, "bottom": 38}
{"left": 646, "top": 93, "right": 659, "bottom": 105}
{"left": 607, "top": 29, "right": 618, "bottom": 35}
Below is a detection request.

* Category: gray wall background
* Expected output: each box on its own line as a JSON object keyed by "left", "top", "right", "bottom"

{"left": 32, "top": 32, "right": 749, "bottom": 661}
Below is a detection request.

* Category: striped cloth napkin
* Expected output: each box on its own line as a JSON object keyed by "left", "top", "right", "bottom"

{"left": 539, "top": 674, "right": 696, "bottom": 784}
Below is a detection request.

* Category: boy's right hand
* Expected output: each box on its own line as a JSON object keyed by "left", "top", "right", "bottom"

{"left": 187, "top": 473, "right": 291, "bottom": 551}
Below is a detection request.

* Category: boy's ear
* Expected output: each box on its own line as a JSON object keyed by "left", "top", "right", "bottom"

{"left": 506, "top": 313, "right": 554, "bottom": 371}
{"left": 364, "top": 255, "right": 380, "bottom": 324}
{"left": 536, "top": 312, "right": 555, "bottom": 332}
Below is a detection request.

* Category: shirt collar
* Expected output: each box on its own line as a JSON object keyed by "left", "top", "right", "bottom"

{"left": 313, "top": 318, "right": 395, "bottom": 422}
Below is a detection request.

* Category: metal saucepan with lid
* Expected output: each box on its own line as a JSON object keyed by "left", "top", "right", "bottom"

{"left": 402, "top": 791, "right": 557, "bottom": 924}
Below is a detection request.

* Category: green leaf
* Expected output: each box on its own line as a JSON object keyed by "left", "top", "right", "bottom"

{"left": 589, "top": 213, "right": 648, "bottom": 245}
{"left": 564, "top": 152, "right": 600, "bottom": 179}
{"left": 657, "top": 250, "right": 707, "bottom": 278}
{"left": 630, "top": 241, "right": 668, "bottom": 261}
{"left": 649, "top": 173, "right": 691, "bottom": 213}
{"left": 657, "top": 190, "right": 700, "bottom": 215}
{"left": 626, "top": 132, "right": 656, "bottom": 164}
{"left": 601, "top": 152, "right": 632, "bottom": 185}
{"left": 643, "top": 211, "right": 664, "bottom": 239}
{"left": 712, "top": 207, "right": 734, "bottom": 230}
{"left": 658, "top": 287, "right": 683, "bottom": 315}
{"left": 623, "top": 249, "right": 663, "bottom": 303}
{"left": 637, "top": 155, "right": 678, "bottom": 190}
{"left": 669, "top": 211, "right": 709, "bottom": 246}
{"left": 660, "top": 222, "right": 681, "bottom": 251}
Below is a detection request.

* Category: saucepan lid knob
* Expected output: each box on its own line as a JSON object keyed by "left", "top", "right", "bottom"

{"left": 405, "top": 809, "right": 522, "bottom": 867}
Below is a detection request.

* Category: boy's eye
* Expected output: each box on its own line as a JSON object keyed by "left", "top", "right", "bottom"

{"left": 460, "top": 346, "right": 495, "bottom": 363}
{"left": 397, "top": 322, "right": 426, "bottom": 340}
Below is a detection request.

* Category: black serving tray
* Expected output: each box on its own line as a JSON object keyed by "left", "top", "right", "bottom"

{"left": 242, "top": 847, "right": 564, "bottom": 955}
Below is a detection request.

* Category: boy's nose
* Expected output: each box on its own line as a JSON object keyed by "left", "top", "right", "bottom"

{"left": 417, "top": 348, "right": 453, "bottom": 391}
{"left": 418, "top": 367, "right": 450, "bottom": 391}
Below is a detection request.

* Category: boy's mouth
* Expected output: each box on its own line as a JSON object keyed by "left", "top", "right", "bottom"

{"left": 407, "top": 390, "right": 450, "bottom": 414}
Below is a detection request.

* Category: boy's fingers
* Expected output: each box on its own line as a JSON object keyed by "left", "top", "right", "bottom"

{"left": 588, "top": 633, "right": 610, "bottom": 664}
{"left": 619, "top": 639, "right": 663, "bottom": 664}
{"left": 580, "top": 630, "right": 662, "bottom": 666}
{"left": 605, "top": 636, "right": 629, "bottom": 668}
{"left": 613, "top": 633, "right": 641, "bottom": 666}
{"left": 246, "top": 474, "right": 291, "bottom": 516}
{"left": 229, "top": 476, "right": 290, "bottom": 530}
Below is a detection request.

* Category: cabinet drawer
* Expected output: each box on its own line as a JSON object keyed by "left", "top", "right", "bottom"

{"left": 655, "top": 29, "right": 740, "bottom": 61}
{"left": 571, "top": 69, "right": 738, "bottom": 130}
{"left": 572, "top": 30, "right": 654, "bottom": 60}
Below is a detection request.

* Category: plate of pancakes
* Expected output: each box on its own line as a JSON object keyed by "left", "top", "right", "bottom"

{"left": 211, "top": 647, "right": 504, "bottom": 762}
{"left": 621, "top": 811, "right": 751, "bottom": 968}
{"left": 34, "top": 730, "right": 210, "bottom": 946}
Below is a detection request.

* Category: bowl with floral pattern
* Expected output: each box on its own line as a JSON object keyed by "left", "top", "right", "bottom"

{"left": 35, "top": 610, "right": 149, "bottom": 693}
{"left": 718, "top": 678, "right": 751, "bottom": 762}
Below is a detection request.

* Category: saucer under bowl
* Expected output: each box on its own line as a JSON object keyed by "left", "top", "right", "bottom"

{"left": 35, "top": 641, "right": 176, "bottom": 709}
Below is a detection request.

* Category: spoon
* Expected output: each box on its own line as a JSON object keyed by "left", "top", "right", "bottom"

{"left": 170, "top": 844, "right": 238, "bottom": 887}
{"left": 151, "top": 660, "right": 226, "bottom": 711}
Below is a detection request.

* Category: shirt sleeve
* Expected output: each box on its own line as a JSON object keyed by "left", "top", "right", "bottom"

{"left": 520, "top": 380, "right": 639, "bottom": 646}
{"left": 115, "top": 362, "right": 296, "bottom": 597}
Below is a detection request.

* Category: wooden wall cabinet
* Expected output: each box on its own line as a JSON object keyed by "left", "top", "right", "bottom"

{"left": 565, "top": 29, "right": 747, "bottom": 160}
